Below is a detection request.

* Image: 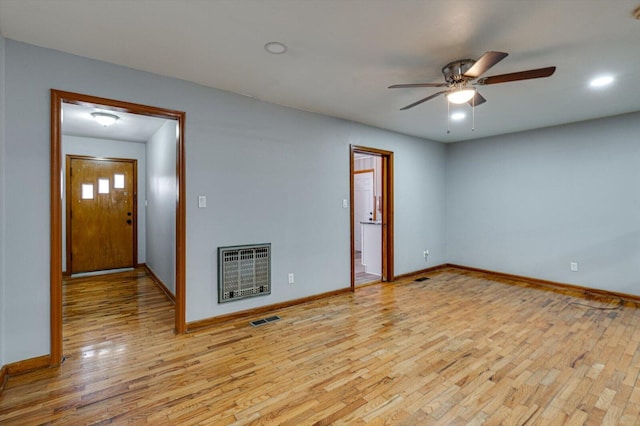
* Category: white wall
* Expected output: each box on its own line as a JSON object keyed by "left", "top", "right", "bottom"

{"left": 145, "top": 120, "right": 176, "bottom": 293}
{"left": 0, "top": 34, "right": 7, "bottom": 368}
{"left": 3, "top": 39, "right": 447, "bottom": 362}
{"left": 447, "top": 112, "right": 640, "bottom": 295}
{"left": 62, "top": 135, "right": 147, "bottom": 271}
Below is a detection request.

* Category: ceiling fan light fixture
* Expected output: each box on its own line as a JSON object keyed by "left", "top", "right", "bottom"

{"left": 91, "top": 112, "right": 119, "bottom": 127}
{"left": 447, "top": 88, "right": 476, "bottom": 104}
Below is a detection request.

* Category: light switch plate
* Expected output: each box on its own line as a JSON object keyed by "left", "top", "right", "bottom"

{"left": 198, "top": 195, "right": 206, "bottom": 208}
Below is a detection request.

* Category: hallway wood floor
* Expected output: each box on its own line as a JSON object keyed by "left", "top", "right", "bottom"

{"left": 1, "top": 267, "right": 640, "bottom": 424}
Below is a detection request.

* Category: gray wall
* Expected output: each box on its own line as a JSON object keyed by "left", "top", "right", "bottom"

{"left": 5, "top": 36, "right": 640, "bottom": 367}
{"left": 62, "top": 135, "right": 147, "bottom": 271}
{"left": 447, "top": 112, "right": 640, "bottom": 295}
{"left": 145, "top": 120, "right": 177, "bottom": 293}
{"left": 394, "top": 135, "right": 446, "bottom": 273}
{"left": 0, "top": 33, "right": 6, "bottom": 368}
{"left": 3, "top": 39, "right": 447, "bottom": 362}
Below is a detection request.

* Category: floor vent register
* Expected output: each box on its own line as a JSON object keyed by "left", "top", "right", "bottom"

{"left": 250, "top": 315, "right": 281, "bottom": 327}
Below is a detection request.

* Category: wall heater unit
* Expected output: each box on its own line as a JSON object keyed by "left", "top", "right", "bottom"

{"left": 218, "top": 243, "right": 271, "bottom": 303}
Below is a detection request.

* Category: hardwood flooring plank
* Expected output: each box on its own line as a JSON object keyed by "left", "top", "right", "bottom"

{"left": 3, "top": 267, "right": 640, "bottom": 423}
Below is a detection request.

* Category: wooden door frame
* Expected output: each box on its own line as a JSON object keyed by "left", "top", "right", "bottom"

{"left": 50, "top": 89, "right": 187, "bottom": 366}
{"left": 350, "top": 145, "right": 394, "bottom": 290}
{"left": 65, "top": 155, "right": 138, "bottom": 274}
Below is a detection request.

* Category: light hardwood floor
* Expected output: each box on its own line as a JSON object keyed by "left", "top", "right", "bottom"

{"left": 1, "top": 267, "right": 640, "bottom": 424}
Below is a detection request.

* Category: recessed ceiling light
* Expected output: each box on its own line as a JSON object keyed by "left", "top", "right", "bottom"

{"left": 264, "top": 41, "right": 287, "bottom": 55}
{"left": 451, "top": 112, "right": 466, "bottom": 121}
{"left": 589, "top": 75, "right": 614, "bottom": 88}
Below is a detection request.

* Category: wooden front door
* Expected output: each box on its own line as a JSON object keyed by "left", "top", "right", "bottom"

{"left": 67, "top": 156, "right": 137, "bottom": 274}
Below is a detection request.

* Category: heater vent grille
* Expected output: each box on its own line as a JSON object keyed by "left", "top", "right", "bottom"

{"left": 218, "top": 244, "right": 271, "bottom": 303}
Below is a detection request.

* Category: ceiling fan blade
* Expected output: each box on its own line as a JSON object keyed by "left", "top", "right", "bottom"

{"left": 468, "top": 91, "right": 487, "bottom": 107}
{"left": 388, "top": 83, "right": 447, "bottom": 89}
{"left": 477, "top": 66, "right": 556, "bottom": 85}
{"left": 400, "top": 91, "right": 447, "bottom": 110}
{"left": 463, "top": 51, "right": 508, "bottom": 78}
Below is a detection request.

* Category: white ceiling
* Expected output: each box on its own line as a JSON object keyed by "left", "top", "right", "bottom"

{"left": 1, "top": 0, "right": 639, "bottom": 143}
{"left": 62, "top": 103, "right": 168, "bottom": 143}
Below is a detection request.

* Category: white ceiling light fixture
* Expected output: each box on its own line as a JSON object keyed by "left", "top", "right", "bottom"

{"left": 451, "top": 112, "right": 466, "bottom": 121}
{"left": 447, "top": 87, "right": 476, "bottom": 104}
{"left": 91, "top": 112, "right": 119, "bottom": 127}
{"left": 589, "top": 75, "right": 614, "bottom": 88}
{"left": 264, "top": 41, "right": 287, "bottom": 55}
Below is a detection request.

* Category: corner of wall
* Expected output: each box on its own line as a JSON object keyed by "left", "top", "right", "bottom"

{"left": 0, "top": 33, "right": 7, "bottom": 368}
{"left": 144, "top": 120, "right": 177, "bottom": 294}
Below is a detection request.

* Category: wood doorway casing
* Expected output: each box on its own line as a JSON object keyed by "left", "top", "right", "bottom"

{"left": 350, "top": 145, "right": 394, "bottom": 290}
{"left": 50, "top": 90, "right": 187, "bottom": 366}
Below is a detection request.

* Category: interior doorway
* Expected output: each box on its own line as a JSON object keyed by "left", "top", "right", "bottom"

{"left": 50, "top": 90, "right": 186, "bottom": 366}
{"left": 354, "top": 168, "right": 378, "bottom": 284}
{"left": 66, "top": 156, "right": 137, "bottom": 274}
{"left": 350, "top": 146, "right": 394, "bottom": 290}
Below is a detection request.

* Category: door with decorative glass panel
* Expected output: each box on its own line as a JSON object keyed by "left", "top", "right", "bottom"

{"left": 67, "top": 156, "right": 137, "bottom": 274}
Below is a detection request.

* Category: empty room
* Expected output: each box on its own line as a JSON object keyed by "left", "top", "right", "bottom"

{"left": 1, "top": 1, "right": 640, "bottom": 424}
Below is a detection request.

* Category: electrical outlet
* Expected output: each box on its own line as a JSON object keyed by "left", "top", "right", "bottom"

{"left": 423, "top": 250, "right": 429, "bottom": 259}
{"left": 570, "top": 262, "right": 578, "bottom": 272}
{"left": 288, "top": 273, "right": 294, "bottom": 284}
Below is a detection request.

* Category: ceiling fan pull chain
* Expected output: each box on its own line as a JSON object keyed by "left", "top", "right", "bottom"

{"left": 472, "top": 98, "right": 475, "bottom": 132}
{"left": 446, "top": 100, "right": 451, "bottom": 134}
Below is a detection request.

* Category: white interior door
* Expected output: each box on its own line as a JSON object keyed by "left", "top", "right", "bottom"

{"left": 354, "top": 171, "right": 374, "bottom": 252}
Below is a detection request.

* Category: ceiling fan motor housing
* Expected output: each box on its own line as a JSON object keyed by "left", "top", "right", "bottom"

{"left": 442, "top": 59, "right": 475, "bottom": 83}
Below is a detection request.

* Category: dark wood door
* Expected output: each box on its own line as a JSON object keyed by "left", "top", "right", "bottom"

{"left": 68, "top": 156, "right": 136, "bottom": 273}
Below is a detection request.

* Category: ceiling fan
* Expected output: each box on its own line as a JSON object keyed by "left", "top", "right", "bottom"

{"left": 389, "top": 51, "right": 556, "bottom": 110}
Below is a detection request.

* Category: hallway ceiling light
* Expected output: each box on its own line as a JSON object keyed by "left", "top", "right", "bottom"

{"left": 91, "top": 112, "right": 119, "bottom": 127}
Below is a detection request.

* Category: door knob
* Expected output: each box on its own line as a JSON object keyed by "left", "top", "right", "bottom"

{"left": 126, "top": 219, "right": 132, "bottom": 225}
{"left": 127, "top": 212, "right": 132, "bottom": 216}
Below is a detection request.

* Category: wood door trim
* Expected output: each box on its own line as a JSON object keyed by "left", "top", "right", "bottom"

{"left": 350, "top": 145, "right": 394, "bottom": 291}
{"left": 66, "top": 155, "right": 139, "bottom": 273}
{"left": 385, "top": 153, "right": 394, "bottom": 281}
{"left": 51, "top": 89, "right": 187, "bottom": 367}
{"left": 354, "top": 168, "right": 374, "bottom": 174}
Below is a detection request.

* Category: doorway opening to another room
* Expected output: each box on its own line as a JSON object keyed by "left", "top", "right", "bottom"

{"left": 350, "top": 146, "right": 394, "bottom": 289}
{"left": 50, "top": 90, "right": 186, "bottom": 367}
